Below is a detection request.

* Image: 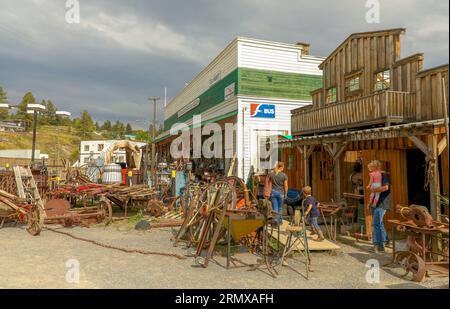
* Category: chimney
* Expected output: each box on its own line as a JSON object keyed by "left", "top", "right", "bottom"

{"left": 296, "top": 42, "right": 310, "bottom": 56}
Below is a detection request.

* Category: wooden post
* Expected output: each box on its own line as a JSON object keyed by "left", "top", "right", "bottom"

{"left": 324, "top": 142, "right": 347, "bottom": 201}
{"left": 428, "top": 135, "right": 440, "bottom": 220}
{"left": 297, "top": 145, "right": 315, "bottom": 187}
{"left": 303, "top": 145, "right": 309, "bottom": 186}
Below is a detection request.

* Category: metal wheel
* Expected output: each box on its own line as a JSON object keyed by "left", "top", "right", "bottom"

{"left": 26, "top": 204, "right": 42, "bottom": 236}
{"left": 98, "top": 199, "right": 113, "bottom": 224}
{"left": 195, "top": 181, "right": 236, "bottom": 267}
{"left": 395, "top": 251, "right": 427, "bottom": 282}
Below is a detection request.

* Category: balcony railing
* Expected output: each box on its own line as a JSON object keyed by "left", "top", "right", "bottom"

{"left": 292, "top": 91, "right": 416, "bottom": 135}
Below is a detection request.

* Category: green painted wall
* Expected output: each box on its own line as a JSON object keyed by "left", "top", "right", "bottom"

{"left": 164, "top": 70, "right": 238, "bottom": 130}
{"left": 164, "top": 68, "right": 323, "bottom": 130}
{"left": 238, "top": 68, "right": 323, "bottom": 101}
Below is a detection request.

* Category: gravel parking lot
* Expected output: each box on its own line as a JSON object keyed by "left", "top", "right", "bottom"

{"left": 0, "top": 224, "right": 448, "bottom": 289}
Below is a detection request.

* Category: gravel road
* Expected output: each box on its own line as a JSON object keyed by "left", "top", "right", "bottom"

{"left": 0, "top": 224, "right": 448, "bottom": 289}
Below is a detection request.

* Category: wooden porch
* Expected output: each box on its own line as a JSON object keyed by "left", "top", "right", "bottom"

{"left": 292, "top": 90, "right": 416, "bottom": 135}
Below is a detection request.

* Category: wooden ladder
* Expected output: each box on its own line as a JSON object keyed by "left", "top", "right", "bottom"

{"left": 13, "top": 166, "right": 45, "bottom": 212}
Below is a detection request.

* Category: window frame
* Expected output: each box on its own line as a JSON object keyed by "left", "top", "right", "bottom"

{"left": 374, "top": 69, "right": 391, "bottom": 92}
{"left": 344, "top": 71, "right": 363, "bottom": 98}
{"left": 325, "top": 87, "right": 337, "bottom": 104}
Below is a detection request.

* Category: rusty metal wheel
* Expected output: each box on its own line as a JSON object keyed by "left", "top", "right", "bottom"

{"left": 98, "top": 199, "right": 113, "bottom": 224}
{"left": 147, "top": 200, "right": 164, "bottom": 218}
{"left": 26, "top": 205, "right": 42, "bottom": 236}
{"left": 395, "top": 251, "right": 426, "bottom": 282}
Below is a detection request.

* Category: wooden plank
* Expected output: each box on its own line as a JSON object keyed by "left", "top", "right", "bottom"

{"left": 408, "top": 135, "right": 430, "bottom": 156}
{"left": 272, "top": 221, "right": 341, "bottom": 251}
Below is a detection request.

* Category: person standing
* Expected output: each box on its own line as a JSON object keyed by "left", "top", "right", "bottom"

{"left": 369, "top": 160, "right": 392, "bottom": 253}
{"left": 266, "top": 162, "right": 288, "bottom": 226}
{"left": 303, "top": 186, "right": 325, "bottom": 242}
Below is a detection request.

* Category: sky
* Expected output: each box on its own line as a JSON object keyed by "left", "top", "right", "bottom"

{"left": 0, "top": 0, "right": 448, "bottom": 129}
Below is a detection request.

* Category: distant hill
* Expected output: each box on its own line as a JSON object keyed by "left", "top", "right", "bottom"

{"left": 0, "top": 125, "right": 104, "bottom": 163}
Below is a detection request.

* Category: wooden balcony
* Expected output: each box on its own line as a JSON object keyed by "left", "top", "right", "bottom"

{"left": 292, "top": 91, "right": 416, "bottom": 135}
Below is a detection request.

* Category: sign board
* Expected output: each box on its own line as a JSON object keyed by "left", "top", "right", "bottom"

{"left": 224, "top": 83, "right": 235, "bottom": 100}
{"left": 250, "top": 103, "right": 276, "bottom": 119}
{"left": 178, "top": 98, "right": 200, "bottom": 118}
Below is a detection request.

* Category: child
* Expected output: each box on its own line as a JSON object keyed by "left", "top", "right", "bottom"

{"left": 303, "top": 186, "right": 324, "bottom": 242}
{"left": 367, "top": 161, "right": 382, "bottom": 208}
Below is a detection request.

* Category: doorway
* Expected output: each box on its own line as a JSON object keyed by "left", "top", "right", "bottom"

{"left": 406, "top": 149, "right": 430, "bottom": 209}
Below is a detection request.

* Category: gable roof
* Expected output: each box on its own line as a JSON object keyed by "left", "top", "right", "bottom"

{"left": 319, "top": 28, "right": 406, "bottom": 69}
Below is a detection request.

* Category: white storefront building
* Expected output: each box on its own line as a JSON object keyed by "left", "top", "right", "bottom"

{"left": 156, "top": 37, "right": 324, "bottom": 180}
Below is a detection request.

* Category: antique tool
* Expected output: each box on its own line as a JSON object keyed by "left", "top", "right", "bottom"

{"left": 388, "top": 205, "right": 449, "bottom": 282}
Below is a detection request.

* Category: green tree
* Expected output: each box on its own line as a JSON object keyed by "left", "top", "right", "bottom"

{"left": 135, "top": 130, "right": 150, "bottom": 142}
{"left": 74, "top": 110, "right": 95, "bottom": 138}
{"left": 17, "top": 91, "right": 36, "bottom": 123}
{"left": 0, "top": 86, "right": 8, "bottom": 120}
{"left": 125, "top": 123, "right": 133, "bottom": 134}
{"left": 45, "top": 100, "right": 57, "bottom": 125}
{"left": 101, "top": 120, "right": 112, "bottom": 131}
{"left": 112, "top": 120, "right": 125, "bottom": 139}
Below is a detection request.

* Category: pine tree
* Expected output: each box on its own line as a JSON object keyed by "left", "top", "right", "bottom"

{"left": 17, "top": 92, "right": 36, "bottom": 123}
{"left": 101, "top": 120, "right": 112, "bottom": 131}
{"left": 74, "top": 110, "right": 95, "bottom": 139}
{"left": 0, "top": 86, "right": 9, "bottom": 120}
{"left": 125, "top": 123, "right": 133, "bottom": 134}
{"left": 45, "top": 100, "right": 57, "bottom": 125}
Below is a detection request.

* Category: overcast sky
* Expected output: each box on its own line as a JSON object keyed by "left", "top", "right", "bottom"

{"left": 0, "top": 0, "right": 448, "bottom": 128}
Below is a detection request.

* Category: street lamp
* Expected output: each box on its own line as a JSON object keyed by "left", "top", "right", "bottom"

{"left": 27, "top": 104, "right": 46, "bottom": 165}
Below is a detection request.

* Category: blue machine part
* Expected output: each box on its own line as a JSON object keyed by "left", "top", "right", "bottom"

{"left": 175, "top": 171, "right": 187, "bottom": 197}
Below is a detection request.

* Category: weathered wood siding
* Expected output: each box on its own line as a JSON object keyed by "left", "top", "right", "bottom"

{"left": 281, "top": 147, "right": 306, "bottom": 190}
{"left": 416, "top": 65, "right": 449, "bottom": 121}
{"left": 392, "top": 54, "right": 424, "bottom": 92}
{"left": 319, "top": 29, "right": 404, "bottom": 102}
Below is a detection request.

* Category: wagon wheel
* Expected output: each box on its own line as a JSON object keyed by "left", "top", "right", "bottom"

{"left": 195, "top": 181, "right": 236, "bottom": 267}
{"left": 395, "top": 251, "right": 427, "bottom": 282}
{"left": 173, "top": 187, "right": 205, "bottom": 247}
{"left": 97, "top": 199, "right": 113, "bottom": 224}
{"left": 147, "top": 200, "right": 165, "bottom": 218}
{"left": 26, "top": 204, "right": 42, "bottom": 236}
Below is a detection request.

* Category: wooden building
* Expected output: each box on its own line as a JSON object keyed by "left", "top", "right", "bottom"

{"left": 280, "top": 29, "right": 448, "bottom": 237}
{"left": 155, "top": 37, "right": 324, "bottom": 180}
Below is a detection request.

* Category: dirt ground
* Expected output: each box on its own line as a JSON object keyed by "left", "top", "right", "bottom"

{"left": 0, "top": 223, "right": 448, "bottom": 289}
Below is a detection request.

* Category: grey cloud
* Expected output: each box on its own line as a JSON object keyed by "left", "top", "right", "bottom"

{"left": 0, "top": 0, "right": 448, "bottom": 128}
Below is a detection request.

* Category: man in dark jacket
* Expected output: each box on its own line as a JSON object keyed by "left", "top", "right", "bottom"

{"left": 370, "top": 160, "right": 392, "bottom": 253}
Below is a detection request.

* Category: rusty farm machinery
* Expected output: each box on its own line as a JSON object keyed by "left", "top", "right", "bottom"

{"left": 388, "top": 204, "right": 449, "bottom": 282}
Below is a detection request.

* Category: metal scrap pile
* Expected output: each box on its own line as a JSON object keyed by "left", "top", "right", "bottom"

{"left": 174, "top": 176, "right": 270, "bottom": 270}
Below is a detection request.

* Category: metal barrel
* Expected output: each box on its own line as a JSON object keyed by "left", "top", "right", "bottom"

{"left": 102, "top": 163, "right": 122, "bottom": 184}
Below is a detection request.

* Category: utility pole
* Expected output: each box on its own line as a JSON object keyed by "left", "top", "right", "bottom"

{"left": 148, "top": 96, "right": 160, "bottom": 186}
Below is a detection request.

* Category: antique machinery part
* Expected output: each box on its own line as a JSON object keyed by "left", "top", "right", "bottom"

{"left": 147, "top": 200, "right": 165, "bottom": 218}
{"left": 98, "top": 199, "right": 113, "bottom": 224}
{"left": 227, "top": 176, "right": 251, "bottom": 209}
{"left": 45, "top": 199, "right": 71, "bottom": 218}
{"left": 396, "top": 205, "right": 435, "bottom": 228}
{"left": 395, "top": 251, "right": 427, "bottom": 282}
{"left": 406, "top": 236, "right": 425, "bottom": 255}
{"left": 25, "top": 204, "right": 42, "bottom": 236}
